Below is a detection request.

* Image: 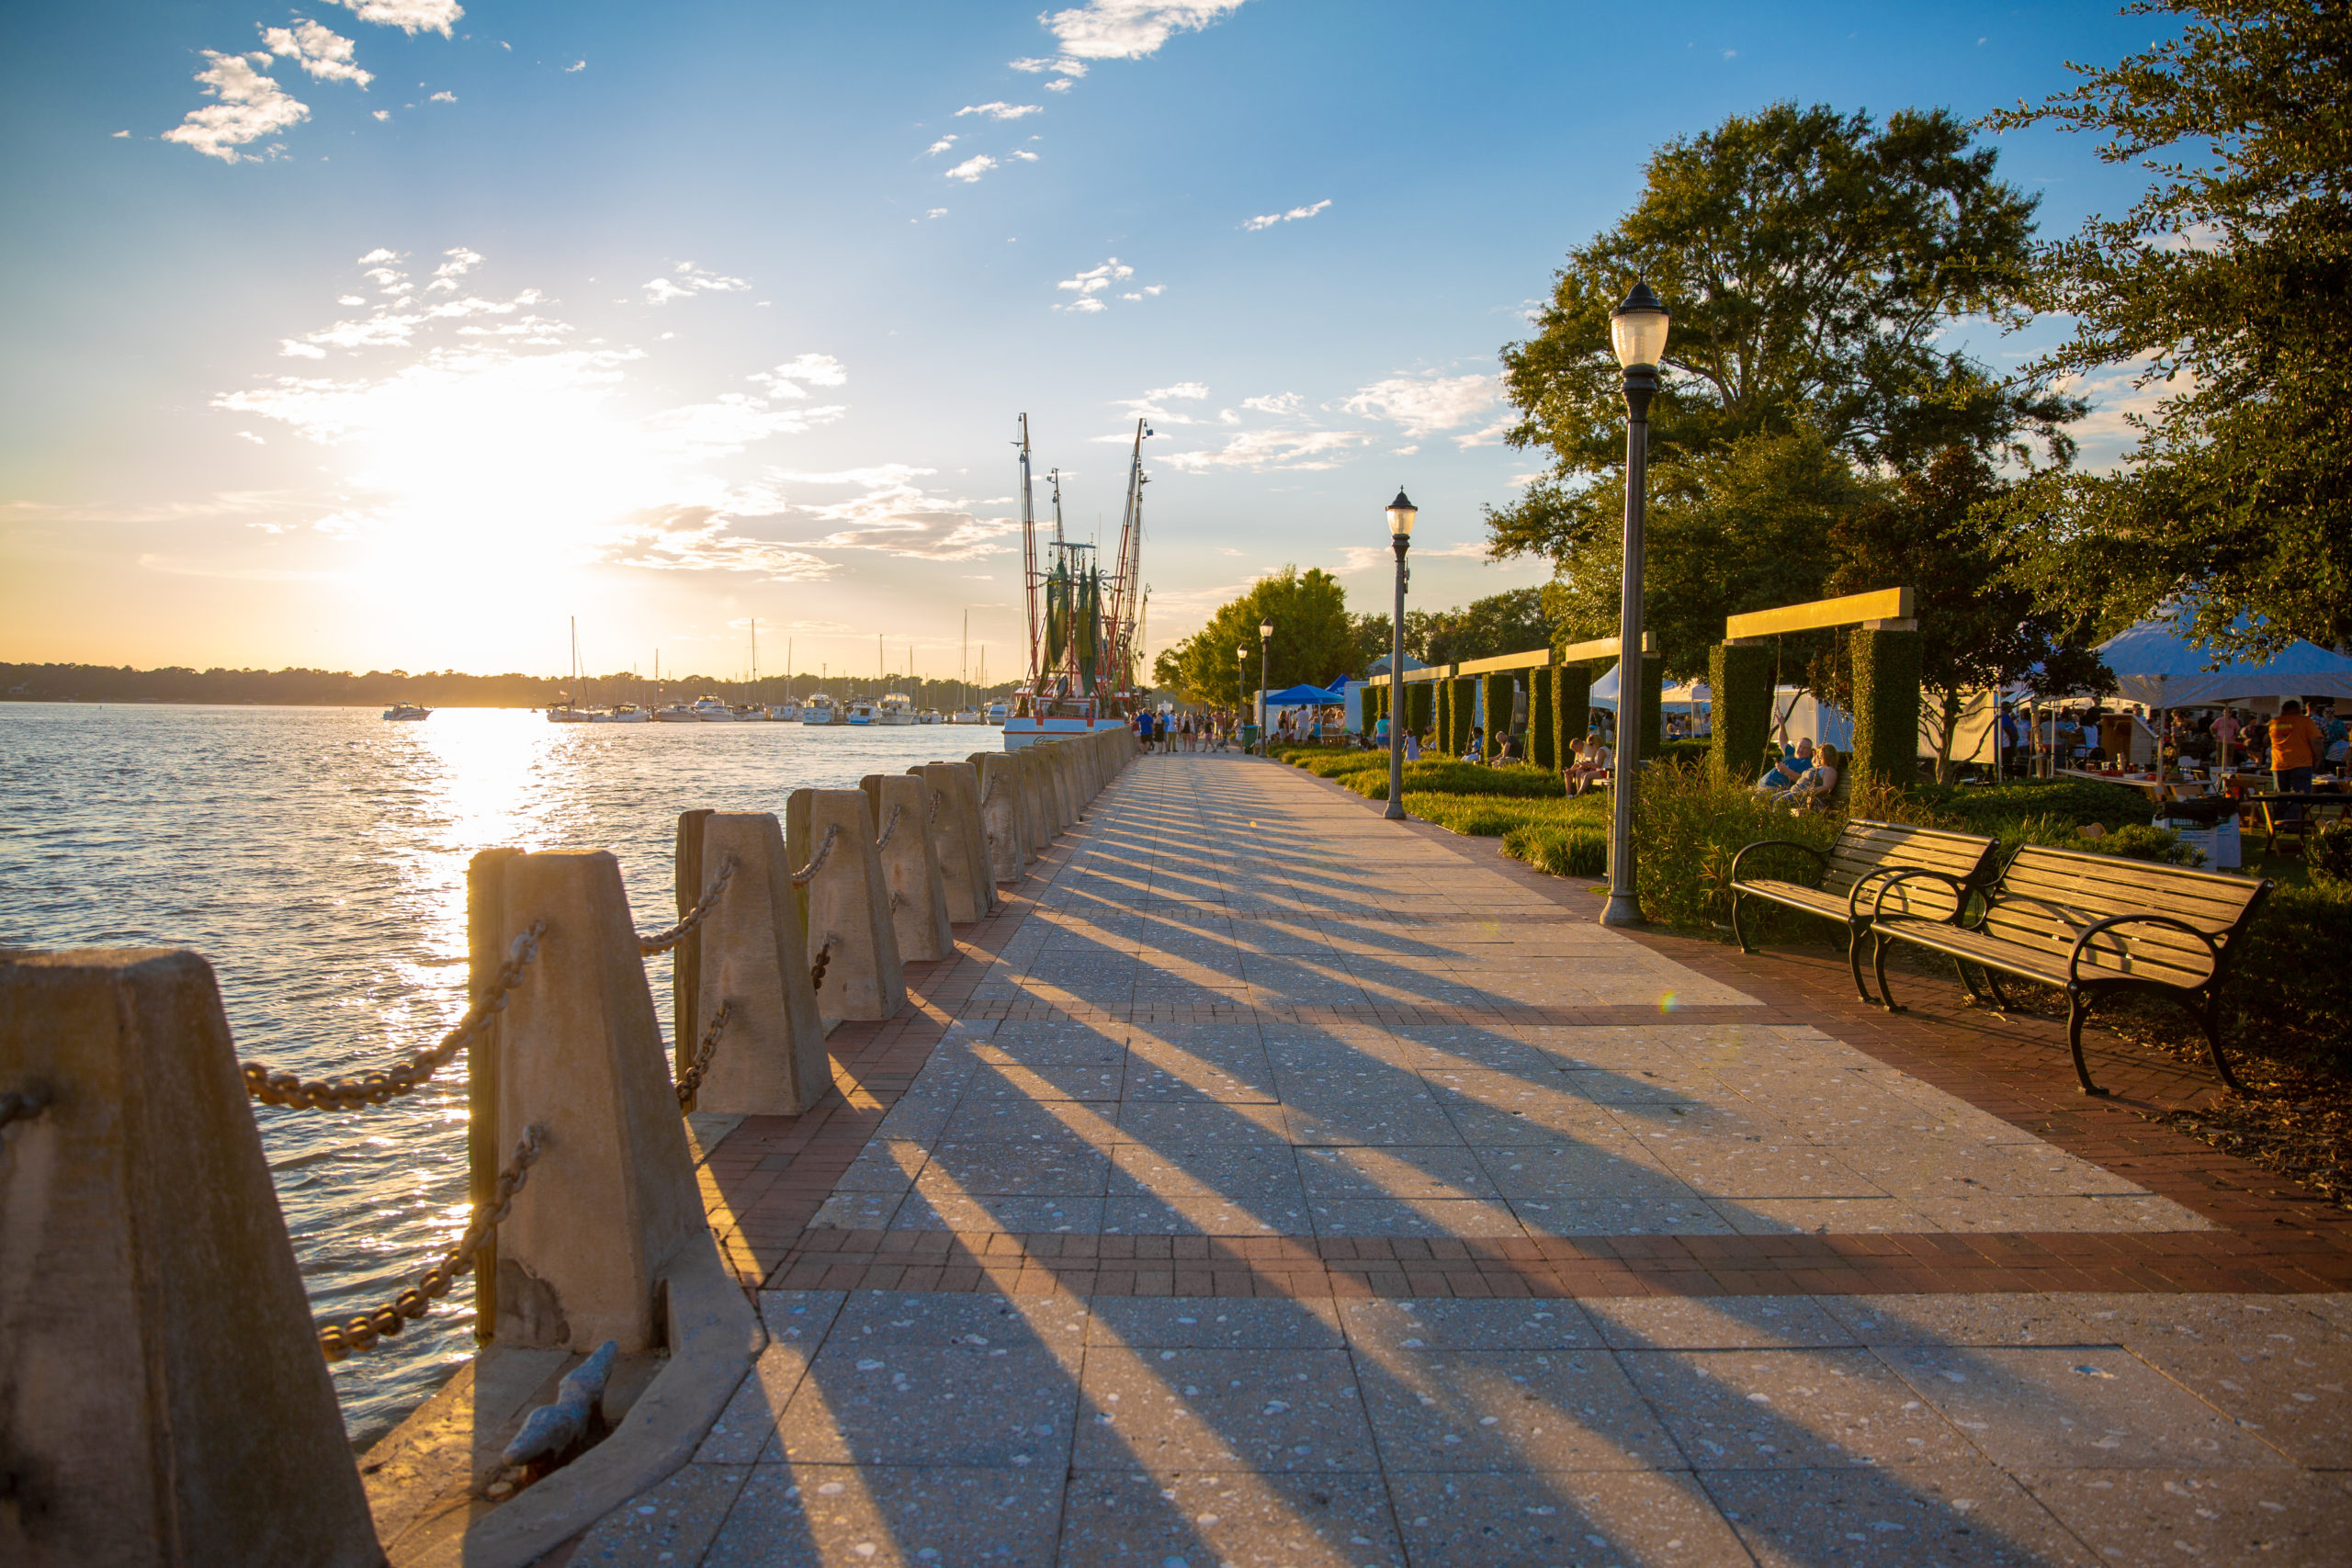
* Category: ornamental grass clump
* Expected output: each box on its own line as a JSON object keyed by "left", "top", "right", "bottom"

{"left": 1503, "top": 822, "right": 1609, "bottom": 877}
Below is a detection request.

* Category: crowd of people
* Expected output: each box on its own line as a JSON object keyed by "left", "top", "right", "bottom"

{"left": 1129, "top": 707, "right": 1238, "bottom": 752}
{"left": 1997, "top": 699, "right": 2345, "bottom": 793}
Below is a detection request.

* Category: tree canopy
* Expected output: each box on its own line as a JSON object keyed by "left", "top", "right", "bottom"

{"left": 1155, "top": 566, "right": 1353, "bottom": 707}
{"left": 1488, "top": 102, "right": 2079, "bottom": 567}
{"left": 1981, "top": 0, "right": 2352, "bottom": 658}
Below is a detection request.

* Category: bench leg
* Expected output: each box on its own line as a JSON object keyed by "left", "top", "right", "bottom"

{"left": 1845, "top": 921, "right": 1878, "bottom": 1006}
{"left": 2066, "top": 984, "right": 2109, "bottom": 1097}
{"left": 1871, "top": 931, "right": 1904, "bottom": 1013}
{"left": 1730, "top": 889, "right": 1755, "bottom": 954}
{"left": 2188, "top": 992, "right": 2249, "bottom": 1096}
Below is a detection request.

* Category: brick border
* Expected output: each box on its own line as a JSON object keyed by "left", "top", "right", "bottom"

{"left": 697, "top": 758, "right": 2352, "bottom": 1301}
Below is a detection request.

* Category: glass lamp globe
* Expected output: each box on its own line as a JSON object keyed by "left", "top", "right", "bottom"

{"left": 1385, "top": 489, "right": 1418, "bottom": 540}
{"left": 1610, "top": 281, "right": 1672, "bottom": 369}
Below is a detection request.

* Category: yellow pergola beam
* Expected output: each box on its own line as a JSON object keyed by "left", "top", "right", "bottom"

{"left": 1393, "top": 630, "right": 1658, "bottom": 682}
{"left": 1724, "top": 587, "right": 1914, "bottom": 640}
{"left": 1556, "top": 631, "right": 1657, "bottom": 665}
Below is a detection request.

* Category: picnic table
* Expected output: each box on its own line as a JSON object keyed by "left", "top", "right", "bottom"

{"left": 2241, "top": 791, "right": 2351, "bottom": 851}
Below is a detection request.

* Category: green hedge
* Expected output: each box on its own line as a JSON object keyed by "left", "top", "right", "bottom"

{"left": 1503, "top": 821, "right": 1609, "bottom": 877}
{"left": 1849, "top": 626, "right": 1922, "bottom": 788}
{"left": 1408, "top": 681, "right": 1433, "bottom": 738}
{"left": 1530, "top": 668, "right": 1557, "bottom": 770}
{"left": 1708, "top": 641, "right": 1775, "bottom": 784}
{"left": 1342, "top": 760, "right": 1571, "bottom": 801}
{"left": 1555, "top": 661, "right": 1592, "bottom": 761}
{"left": 1913, "top": 779, "right": 2154, "bottom": 836}
{"left": 1483, "top": 671, "right": 1514, "bottom": 753}
{"left": 2222, "top": 882, "right": 2352, "bottom": 1058}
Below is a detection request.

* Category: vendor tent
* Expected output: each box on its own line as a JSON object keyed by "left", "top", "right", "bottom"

{"left": 1587, "top": 663, "right": 1713, "bottom": 713}
{"left": 1265, "top": 682, "right": 1342, "bottom": 706}
{"left": 2097, "top": 617, "right": 2352, "bottom": 707}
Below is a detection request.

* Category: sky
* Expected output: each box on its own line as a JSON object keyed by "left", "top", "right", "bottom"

{"left": 0, "top": 1, "right": 2177, "bottom": 684}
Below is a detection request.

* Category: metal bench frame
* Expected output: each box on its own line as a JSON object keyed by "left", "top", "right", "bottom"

{"left": 1865, "top": 848, "right": 2273, "bottom": 1098}
{"left": 1727, "top": 821, "right": 1999, "bottom": 1007}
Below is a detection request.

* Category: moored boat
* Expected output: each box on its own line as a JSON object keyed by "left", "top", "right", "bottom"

{"left": 799, "top": 694, "right": 842, "bottom": 725}
{"left": 381, "top": 703, "right": 431, "bottom": 721}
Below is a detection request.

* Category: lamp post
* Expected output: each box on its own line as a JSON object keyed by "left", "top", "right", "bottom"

{"left": 1258, "top": 619, "right": 1272, "bottom": 747}
{"left": 1384, "top": 488, "right": 1417, "bottom": 820}
{"left": 1236, "top": 646, "right": 1248, "bottom": 751}
{"left": 1600, "top": 281, "right": 1670, "bottom": 928}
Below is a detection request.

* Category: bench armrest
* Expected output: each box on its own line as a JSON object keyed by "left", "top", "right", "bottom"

{"left": 2068, "top": 913, "right": 2221, "bottom": 987}
{"left": 1730, "top": 839, "right": 1827, "bottom": 888}
{"left": 1868, "top": 866, "right": 1972, "bottom": 924}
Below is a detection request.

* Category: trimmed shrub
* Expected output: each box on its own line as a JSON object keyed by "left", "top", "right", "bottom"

{"left": 1555, "top": 662, "right": 1591, "bottom": 763}
{"left": 1530, "top": 667, "right": 1557, "bottom": 770}
{"left": 1345, "top": 761, "right": 1574, "bottom": 801}
{"left": 1504, "top": 821, "right": 1609, "bottom": 877}
{"left": 1482, "top": 671, "right": 1516, "bottom": 756}
{"left": 1849, "top": 626, "right": 1922, "bottom": 788}
{"left": 2308, "top": 823, "right": 2352, "bottom": 887}
{"left": 1708, "top": 641, "right": 1775, "bottom": 784}
{"left": 2101, "top": 822, "right": 2204, "bottom": 866}
{"left": 1915, "top": 778, "right": 2153, "bottom": 835}
{"left": 1408, "top": 681, "right": 1434, "bottom": 739}
{"left": 1449, "top": 674, "right": 1478, "bottom": 754}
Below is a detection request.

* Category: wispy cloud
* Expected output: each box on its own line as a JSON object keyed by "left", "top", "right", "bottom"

{"left": 1113, "top": 381, "right": 1209, "bottom": 423}
{"left": 1041, "top": 0, "right": 1249, "bottom": 61}
{"left": 1009, "top": 56, "right": 1089, "bottom": 77}
{"left": 956, "top": 102, "right": 1042, "bottom": 120}
{"left": 1328, "top": 538, "right": 1490, "bottom": 573}
{"left": 163, "top": 51, "right": 309, "bottom": 163}
{"left": 1159, "top": 428, "right": 1371, "bottom": 473}
{"left": 749, "top": 354, "right": 848, "bottom": 396}
{"left": 925, "top": 133, "right": 958, "bottom": 155}
{"left": 264, "top": 20, "right": 372, "bottom": 86}
{"left": 1240, "top": 391, "right": 1304, "bottom": 416}
{"left": 565, "top": 59, "right": 586, "bottom": 73}
{"left": 944, "top": 153, "right": 998, "bottom": 183}
{"left": 643, "top": 262, "right": 751, "bottom": 305}
{"left": 1340, "top": 371, "right": 1500, "bottom": 439}
{"left": 1241, "top": 198, "right": 1329, "bottom": 231}
{"left": 1055, "top": 258, "right": 1161, "bottom": 313}
{"left": 328, "top": 0, "right": 462, "bottom": 37}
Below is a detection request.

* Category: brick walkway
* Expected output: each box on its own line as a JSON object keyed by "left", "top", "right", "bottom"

{"left": 578, "top": 754, "right": 2352, "bottom": 1566}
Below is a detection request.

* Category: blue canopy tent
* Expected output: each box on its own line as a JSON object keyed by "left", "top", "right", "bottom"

{"left": 1263, "top": 682, "right": 1345, "bottom": 740}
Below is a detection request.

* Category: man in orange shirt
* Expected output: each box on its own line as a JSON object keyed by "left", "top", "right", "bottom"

{"left": 2270, "top": 700, "right": 2323, "bottom": 817}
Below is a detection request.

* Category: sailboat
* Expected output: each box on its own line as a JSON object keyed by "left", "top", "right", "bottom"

{"left": 548, "top": 617, "right": 595, "bottom": 722}
{"left": 950, "top": 611, "right": 983, "bottom": 722}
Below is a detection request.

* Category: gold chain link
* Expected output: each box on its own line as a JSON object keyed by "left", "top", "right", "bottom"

{"left": 638, "top": 856, "right": 739, "bottom": 954}
{"left": 672, "top": 999, "right": 735, "bottom": 1107}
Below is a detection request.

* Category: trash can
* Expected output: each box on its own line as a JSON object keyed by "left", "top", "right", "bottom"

{"left": 1241, "top": 724, "right": 1261, "bottom": 753}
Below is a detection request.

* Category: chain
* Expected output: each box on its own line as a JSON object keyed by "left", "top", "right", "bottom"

{"left": 810, "top": 937, "right": 834, "bottom": 993}
{"left": 639, "top": 857, "right": 739, "bottom": 954}
{"left": 672, "top": 999, "right": 735, "bottom": 1107}
{"left": 874, "top": 803, "right": 906, "bottom": 852}
{"left": 244, "top": 922, "right": 546, "bottom": 1112}
{"left": 317, "top": 1122, "right": 548, "bottom": 1360}
{"left": 0, "top": 1081, "right": 51, "bottom": 1131}
{"left": 791, "top": 825, "right": 841, "bottom": 885}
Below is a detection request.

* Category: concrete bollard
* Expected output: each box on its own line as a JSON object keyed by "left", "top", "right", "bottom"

{"left": 681, "top": 812, "right": 831, "bottom": 1116}
{"left": 1016, "top": 743, "right": 1057, "bottom": 848}
{"left": 489, "top": 851, "right": 704, "bottom": 1352}
{"left": 1040, "top": 740, "right": 1074, "bottom": 831}
{"left": 1053, "top": 739, "right": 1083, "bottom": 822}
{"left": 913, "top": 761, "right": 995, "bottom": 921}
{"left": 970, "top": 751, "right": 1031, "bottom": 879}
{"left": 861, "top": 773, "right": 954, "bottom": 964}
{"left": 787, "top": 788, "right": 907, "bottom": 1021}
{"left": 0, "top": 950, "right": 384, "bottom": 1568}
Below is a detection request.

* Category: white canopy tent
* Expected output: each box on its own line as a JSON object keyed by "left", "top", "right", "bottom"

{"left": 2096, "top": 617, "right": 2352, "bottom": 709}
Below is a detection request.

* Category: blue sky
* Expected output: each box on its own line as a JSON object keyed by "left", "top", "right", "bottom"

{"left": 1, "top": 1, "right": 2171, "bottom": 682}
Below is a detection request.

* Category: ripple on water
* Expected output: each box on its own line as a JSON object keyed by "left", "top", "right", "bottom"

{"left": 0, "top": 704, "right": 994, "bottom": 1448}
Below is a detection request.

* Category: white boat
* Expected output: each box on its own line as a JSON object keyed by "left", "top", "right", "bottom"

{"left": 381, "top": 703, "right": 431, "bottom": 721}
{"left": 844, "top": 699, "right": 877, "bottom": 725}
{"left": 690, "top": 695, "right": 736, "bottom": 722}
{"left": 986, "top": 701, "right": 1008, "bottom": 726}
{"left": 918, "top": 708, "right": 944, "bottom": 725}
{"left": 799, "top": 694, "right": 842, "bottom": 725}
{"left": 652, "top": 704, "right": 699, "bottom": 723}
{"left": 949, "top": 707, "right": 984, "bottom": 725}
{"left": 764, "top": 699, "right": 802, "bottom": 722}
{"left": 546, "top": 705, "right": 594, "bottom": 723}
{"left": 877, "top": 693, "right": 919, "bottom": 726}
{"left": 594, "top": 704, "right": 649, "bottom": 724}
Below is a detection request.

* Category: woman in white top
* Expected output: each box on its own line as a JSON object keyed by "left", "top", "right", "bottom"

{"left": 1564, "top": 735, "right": 1613, "bottom": 796}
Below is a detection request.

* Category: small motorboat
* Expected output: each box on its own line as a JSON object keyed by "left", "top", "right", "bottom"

{"left": 876, "top": 693, "right": 919, "bottom": 726}
{"left": 382, "top": 703, "right": 431, "bottom": 721}
{"left": 844, "top": 699, "right": 876, "bottom": 726}
{"left": 799, "top": 694, "right": 842, "bottom": 725}
{"left": 764, "top": 700, "right": 802, "bottom": 722}
{"left": 652, "top": 704, "right": 699, "bottom": 723}
{"left": 948, "top": 707, "right": 985, "bottom": 725}
{"left": 689, "top": 695, "right": 736, "bottom": 722}
{"left": 594, "top": 704, "right": 649, "bottom": 724}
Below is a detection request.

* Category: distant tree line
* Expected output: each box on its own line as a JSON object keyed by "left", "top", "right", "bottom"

{"left": 0, "top": 664, "right": 1022, "bottom": 710}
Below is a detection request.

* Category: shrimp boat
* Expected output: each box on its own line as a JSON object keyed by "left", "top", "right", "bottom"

{"left": 1002, "top": 414, "right": 1149, "bottom": 749}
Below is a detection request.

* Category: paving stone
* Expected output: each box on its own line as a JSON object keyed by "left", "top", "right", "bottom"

{"left": 1358, "top": 1348, "right": 1682, "bottom": 1472}
{"left": 810, "top": 1192, "right": 906, "bottom": 1229}
{"left": 1385, "top": 1470, "right": 1750, "bottom": 1567}
{"left": 1298, "top": 1145, "right": 1501, "bottom": 1202}
{"left": 1089, "top": 1296, "right": 1345, "bottom": 1349}
{"left": 1058, "top": 1471, "right": 1401, "bottom": 1568}
{"left": 1075, "top": 1348, "right": 1377, "bottom": 1473}
{"left": 1818, "top": 1294, "right": 2105, "bottom": 1348}
{"left": 773, "top": 1346, "right": 1080, "bottom": 1468}
{"left": 892, "top": 1190, "right": 1104, "bottom": 1234}
{"left": 1106, "top": 1143, "right": 1303, "bottom": 1200}
{"left": 835, "top": 1141, "right": 931, "bottom": 1192}
{"left": 960, "top": 1062, "right": 1127, "bottom": 1101}
{"left": 702, "top": 1462, "right": 1066, "bottom": 1567}
{"left": 2015, "top": 1467, "right": 2352, "bottom": 1567}
{"left": 1584, "top": 1295, "right": 1858, "bottom": 1351}
{"left": 1621, "top": 1348, "right": 1979, "bottom": 1470}
{"left": 1427, "top": 1073, "right": 1623, "bottom": 1145}
{"left": 571, "top": 1461, "right": 752, "bottom": 1566}
{"left": 1475, "top": 1142, "right": 1703, "bottom": 1203}
{"left": 1879, "top": 1346, "right": 2296, "bottom": 1471}
{"left": 1701, "top": 1461, "right": 2098, "bottom": 1566}
{"left": 829, "top": 1291, "right": 1090, "bottom": 1350}
{"left": 1510, "top": 1198, "right": 1732, "bottom": 1235}
{"left": 922, "top": 1140, "right": 1113, "bottom": 1196}
{"left": 1114, "top": 1100, "right": 1292, "bottom": 1147}
{"left": 1340, "top": 1298, "right": 1602, "bottom": 1353}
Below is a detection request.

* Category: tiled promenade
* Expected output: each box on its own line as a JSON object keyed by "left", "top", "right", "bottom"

{"left": 578, "top": 755, "right": 2352, "bottom": 1566}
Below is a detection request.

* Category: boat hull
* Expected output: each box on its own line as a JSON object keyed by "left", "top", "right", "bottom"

{"left": 1001, "top": 716, "right": 1130, "bottom": 750}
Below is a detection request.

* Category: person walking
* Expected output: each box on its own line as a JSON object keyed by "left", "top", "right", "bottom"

{"left": 2271, "top": 699, "right": 2323, "bottom": 818}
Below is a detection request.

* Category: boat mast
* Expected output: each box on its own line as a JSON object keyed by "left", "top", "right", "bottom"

{"left": 1018, "top": 413, "right": 1038, "bottom": 716}
{"left": 1104, "top": 419, "right": 1150, "bottom": 715}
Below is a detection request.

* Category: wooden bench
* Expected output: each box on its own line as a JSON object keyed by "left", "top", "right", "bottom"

{"left": 1867, "top": 844, "right": 2273, "bottom": 1097}
{"left": 1727, "top": 820, "right": 1999, "bottom": 1006}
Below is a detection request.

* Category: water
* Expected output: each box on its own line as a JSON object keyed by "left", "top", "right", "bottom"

{"left": 0, "top": 705, "right": 998, "bottom": 1447}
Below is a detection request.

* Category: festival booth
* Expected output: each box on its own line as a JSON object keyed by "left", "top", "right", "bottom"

{"left": 1263, "top": 682, "right": 1347, "bottom": 742}
{"left": 2095, "top": 617, "right": 2352, "bottom": 710}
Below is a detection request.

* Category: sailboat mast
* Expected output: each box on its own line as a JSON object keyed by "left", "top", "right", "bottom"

{"left": 1019, "top": 413, "right": 1038, "bottom": 715}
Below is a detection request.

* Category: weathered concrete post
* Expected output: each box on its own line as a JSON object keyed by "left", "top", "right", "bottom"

{"left": 1049, "top": 740, "right": 1081, "bottom": 823}
{"left": 970, "top": 751, "right": 1030, "bottom": 881}
{"left": 915, "top": 761, "right": 994, "bottom": 921}
{"left": 787, "top": 787, "right": 907, "bottom": 1021}
{"left": 862, "top": 773, "right": 953, "bottom": 964}
{"left": 0, "top": 950, "right": 384, "bottom": 1568}
{"left": 1018, "top": 743, "right": 1059, "bottom": 846}
{"left": 687, "top": 812, "right": 831, "bottom": 1116}
{"left": 491, "top": 851, "right": 703, "bottom": 1352}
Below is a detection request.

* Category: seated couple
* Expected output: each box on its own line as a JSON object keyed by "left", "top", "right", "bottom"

{"left": 1757, "top": 739, "right": 1841, "bottom": 805}
{"left": 1563, "top": 733, "right": 1611, "bottom": 795}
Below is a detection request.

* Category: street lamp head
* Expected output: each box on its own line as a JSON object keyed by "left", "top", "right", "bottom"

{"left": 1385, "top": 488, "right": 1418, "bottom": 542}
{"left": 1260, "top": 621, "right": 1272, "bottom": 639}
{"left": 1610, "top": 280, "right": 1672, "bottom": 370}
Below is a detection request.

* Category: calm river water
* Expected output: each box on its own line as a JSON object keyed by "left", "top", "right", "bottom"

{"left": 0, "top": 704, "right": 999, "bottom": 1446}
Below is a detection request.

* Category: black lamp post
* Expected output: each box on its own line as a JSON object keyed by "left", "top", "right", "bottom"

{"left": 1600, "top": 280, "right": 1670, "bottom": 928}
{"left": 1384, "top": 488, "right": 1417, "bottom": 820}
{"left": 1236, "top": 646, "right": 1247, "bottom": 750}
